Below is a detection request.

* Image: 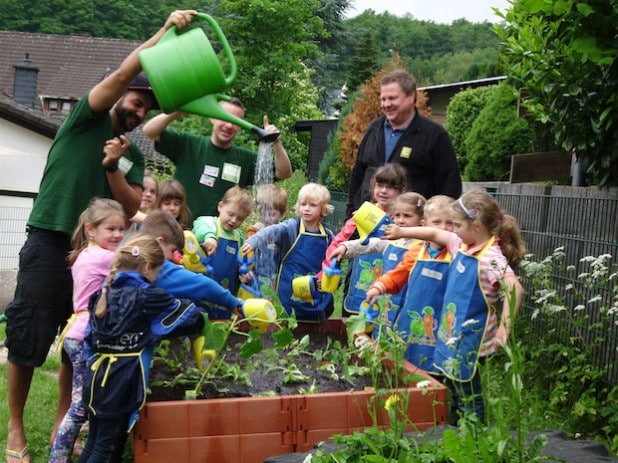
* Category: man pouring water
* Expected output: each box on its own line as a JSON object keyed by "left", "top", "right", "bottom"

{"left": 143, "top": 101, "right": 292, "bottom": 218}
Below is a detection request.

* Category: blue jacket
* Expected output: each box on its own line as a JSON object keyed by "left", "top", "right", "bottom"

{"left": 84, "top": 271, "right": 203, "bottom": 424}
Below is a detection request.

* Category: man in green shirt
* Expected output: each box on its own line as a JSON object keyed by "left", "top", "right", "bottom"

{"left": 4, "top": 10, "right": 198, "bottom": 462}
{"left": 143, "top": 99, "right": 292, "bottom": 218}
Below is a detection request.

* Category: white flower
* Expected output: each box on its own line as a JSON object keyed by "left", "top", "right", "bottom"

{"left": 574, "top": 305, "right": 585, "bottom": 311}
{"left": 587, "top": 295, "right": 602, "bottom": 304}
{"left": 445, "top": 337, "right": 458, "bottom": 346}
{"left": 303, "top": 454, "right": 313, "bottom": 463}
{"left": 565, "top": 284, "right": 574, "bottom": 291}
{"left": 416, "top": 380, "right": 431, "bottom": 389}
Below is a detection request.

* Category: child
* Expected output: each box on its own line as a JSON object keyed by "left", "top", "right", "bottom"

{"left": 192, "top": 186, "right": 253, "bottom": 297}
{"left": 78, "top": 234, "right": 205, "bottom": 462}
{"left": 242, "top": 183, "right": 335, "bottom": 322}
{"left": 364, "top": 195, "right": 454, "bottom": 371}
{"left": 130, "top": 170, "right": 159, "bottom": 225}
{"left": 140, "top": 170, "right": 159, "bottom": 213}
{"left": 140, "top": 209, "right": 244, "bottom": 317}
{"left": 324, "top": 163, "right": 407, "bottom": 317}
{"left": 383, "top": 189, "right": 526, "bottom": 424}
{"left": 245, "top": 184, "right": 289, "bottom": 290}
{"left": 49, "top": 198, "right": 126, "bottom": 463}
{"left": 157, "top": 179, "right": 192, "bottom": 229}
{"left": 329, "top": 192, "right": 426, "bottom": 326}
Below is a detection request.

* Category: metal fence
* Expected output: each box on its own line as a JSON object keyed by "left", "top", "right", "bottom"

{"left": 477, "top": 182, "right": 618, "bottom": 385}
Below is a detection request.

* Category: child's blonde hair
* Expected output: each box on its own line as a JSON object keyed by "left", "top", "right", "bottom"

{"left": 69, "top": 198, "right": 125, "bottom": 265}
{"left": 390, "top": 191, "right": 426, "bottom": 217}
{"left": 295, "top": 183, "right": 334, "bottom": 217}
{"left": 140, "top": 209, "right": 185, "bottom": 250}
{"left": 256, "top": 184, "right": 288, "bottom": 216}
{"left": 220, "top": 186, "right": 254, "bottom": 217}
{"left": 424, "top": 195, "right": 454, "bottom": 218}
{"left": 369, "top": 163, "right": 407, "bottom": 197}
{"left": 157, "top": 179, "right": 192, "bottom": 229}
{"left": 94, "top": 234, "right": 165, "bottom": 318}
{"left": 451, "top": 189, "right": 527, "bottom": 267}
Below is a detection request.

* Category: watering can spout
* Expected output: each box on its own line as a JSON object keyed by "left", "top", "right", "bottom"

{"left": 180, "top": 94, "right": 279, "bottom": 142}
{"left": 252, "top": 126, "right": 280, "bottom": 143}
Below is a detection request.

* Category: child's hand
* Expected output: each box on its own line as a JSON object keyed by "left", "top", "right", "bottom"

{"left": 383, "top": 224, "right": 402, "bottom": 240}
{"left": 102, "top": 135, "right": 130, "bottom": 168}
{"left": 239, "top": 271, "right": 254, "bottom": 284}
{"left": 365, "top": 287, "right": 380, "bottom": 304}
{"left": 241, "top": 242, "right": 253, "bottom": 255}
{"left": 203, "top": 238, "right": 217, "bottom": 255}
{"left": 329, "top": 244, "right": 347, "bottom": 261}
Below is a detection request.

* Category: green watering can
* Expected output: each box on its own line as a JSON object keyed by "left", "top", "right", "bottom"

{"left": 139, "top": 13, "right": 279, "bottom": 142}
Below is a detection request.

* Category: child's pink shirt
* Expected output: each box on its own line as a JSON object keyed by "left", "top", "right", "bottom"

{"left": 66, "top": 245, "right": 115, "bottom": 340}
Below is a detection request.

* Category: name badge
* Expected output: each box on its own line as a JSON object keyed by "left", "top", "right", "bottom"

{"left": 200, "top": 174, "right": 215, "bottom": 187}
{"left": 203, "top": 165, "right": 219, "bottom": 177}
{"left": 222, "top": 163, "right": 241, "bottom": 183}
{"left": 118, "top": 157, "right": 133, "bottom": 176}
{"left": 400, "top": 147, "right": 412, "bottom": 159}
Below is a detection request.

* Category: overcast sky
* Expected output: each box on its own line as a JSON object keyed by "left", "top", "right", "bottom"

{"left": 345, "top": 0, "right": 512, "bottom": 24}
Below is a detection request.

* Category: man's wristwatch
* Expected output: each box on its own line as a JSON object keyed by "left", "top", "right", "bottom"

{"left": 103, "top": 163, "right": 118, "bottom": 173}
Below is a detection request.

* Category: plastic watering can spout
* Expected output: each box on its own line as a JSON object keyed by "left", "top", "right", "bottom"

{"left": 181, "top": 94, "right": 280, "bottom": 142}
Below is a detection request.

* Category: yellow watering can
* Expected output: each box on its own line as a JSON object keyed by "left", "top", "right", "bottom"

{"left": 353, "top": 202, "right": 393, "bottom": 245}
{"left": 241, "top": 298, "right": 277, "bottom": 333}
{"left": 138, "top": 13, "right": 279, "bottom": 142}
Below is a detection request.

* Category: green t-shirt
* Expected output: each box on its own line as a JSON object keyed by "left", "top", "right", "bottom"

{"left": 28, "top": 92, "right": 145, "bottom": 234}
{"left": 156, "top": 129, "right": 256, "bottom": 218}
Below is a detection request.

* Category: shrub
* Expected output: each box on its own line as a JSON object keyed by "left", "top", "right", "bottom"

{"left": 464, "top": 83, "right": 534, "bottom": 181}
{"left": 444, "top": 85, "right": 497, "bottom": 173}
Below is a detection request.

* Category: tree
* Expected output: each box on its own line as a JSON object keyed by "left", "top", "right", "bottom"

{"left": 497, "top": 0, "right": 618, "bottom": 186}
{"left": 463, "top": 83, "right": 534, "bottom": 181}
{"left": 444, "top": 85, "right": 497, "bottom": 173}
{"left": 345, "top": 29, "right": 380, "bottom": 94}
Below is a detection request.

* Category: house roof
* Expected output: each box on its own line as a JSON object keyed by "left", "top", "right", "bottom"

{"left": 0, "top": 31, "right": 141, "bottom": 103}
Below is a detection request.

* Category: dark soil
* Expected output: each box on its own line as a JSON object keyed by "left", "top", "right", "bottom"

{"left": 148, "top": 328, "right": 379, "bottom": 402}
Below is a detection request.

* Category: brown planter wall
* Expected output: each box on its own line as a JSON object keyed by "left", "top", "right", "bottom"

{"left": 133, "top": 319, "right": 447, "bottom": 463}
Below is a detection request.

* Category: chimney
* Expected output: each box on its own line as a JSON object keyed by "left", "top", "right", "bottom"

{"left": 13, "top": 53, "right": 39, "bottom": 108}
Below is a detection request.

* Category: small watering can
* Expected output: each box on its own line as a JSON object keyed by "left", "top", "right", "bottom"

{"left": 237, "top": 249, "right": 255, "bottom": 276}
{"left": 138, "top": 13, "right": 279, "bottom": 142}
{"left": 353, "top": 202, "right": 393, "bottom": 245}
{"left": 359, "top": 300, "right": 381, "bottom": 334}
{"left": 321, "top": 258, "right": 342, "bottom": 293}
{"left": 292, "top": 275, "right": 321, "bottom": 304}
{"left": 241, "top": 298, "right": 277, "bottom": 333}
{"left": 182, "top": 230, "right": 214, "bottom": 275}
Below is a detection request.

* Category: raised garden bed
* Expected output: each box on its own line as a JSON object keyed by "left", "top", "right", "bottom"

{"left": 133, "top": 318, "right": 447, "bottom": 463}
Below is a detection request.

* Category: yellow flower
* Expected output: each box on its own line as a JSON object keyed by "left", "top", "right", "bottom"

{"left": 384, "top": 394, "right": 401, "bottom": 411}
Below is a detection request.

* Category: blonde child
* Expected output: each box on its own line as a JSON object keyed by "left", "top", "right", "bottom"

{"left": 324, "top": 163, "right": 407, "bottom": 317}
{"left": 383, "top": 189, "right": 526, "bottom": 424}
{"left": 244, "top": 184, "right": 289, "bottom": 290}
{"left": 329, "top": 192, "right": 426, "bottom": 326}
{"left": 49, "top": 198, "right": 126, "bottom": 462}
{"left": 157, "top": 179, "right": 192, "bottom": 229}
{"left": 130, "top": 169, "right": 159, "bottom": 226}
{"left": 192, "top": 186, "right": 253, "bottom": 299}
{"left": 79, "top": 234, "right": 205, "bottom": 462}
{"left": 364, "top": 195, "right": 454, "bottom": 371}
{"left": 242, "top": 183, "right": 335, "bottom": 322}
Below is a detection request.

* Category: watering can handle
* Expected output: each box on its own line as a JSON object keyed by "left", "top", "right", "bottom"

{"left": 160, "top": 13, "right": 238, "bottom": 87}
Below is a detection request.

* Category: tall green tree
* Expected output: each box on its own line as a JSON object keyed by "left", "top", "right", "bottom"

{"left": 497, "top": 0, "right": 617, "bottom": 186}
{"left": 345, "top": 29, "right": 379, "bottom": 93}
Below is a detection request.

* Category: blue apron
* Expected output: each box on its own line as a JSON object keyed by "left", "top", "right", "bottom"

{"left": 203, "top": 220, "right": 240, "bottom": 319}
{"left": 381, "top": 240, "right": 412, "bottom": 325}
{"left": 343, "top": 252, "right": 383, "bottom": 314}
{"left": 277, "top": 221, "right": 334, "bottom": 322}
{"left": 394, "top": 244, "right": 451, "bottom": 373}
{"left": 433, "top": 237, "right": 495, "bottom": 382}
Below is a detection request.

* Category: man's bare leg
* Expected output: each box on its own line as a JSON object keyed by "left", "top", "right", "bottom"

{"left": 7, "top": 360, "right": 34, "bottom": 463}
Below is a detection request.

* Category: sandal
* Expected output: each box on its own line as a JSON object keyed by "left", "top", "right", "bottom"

{"left": 5, "top": 446, "right": 29, "bottom": 462}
